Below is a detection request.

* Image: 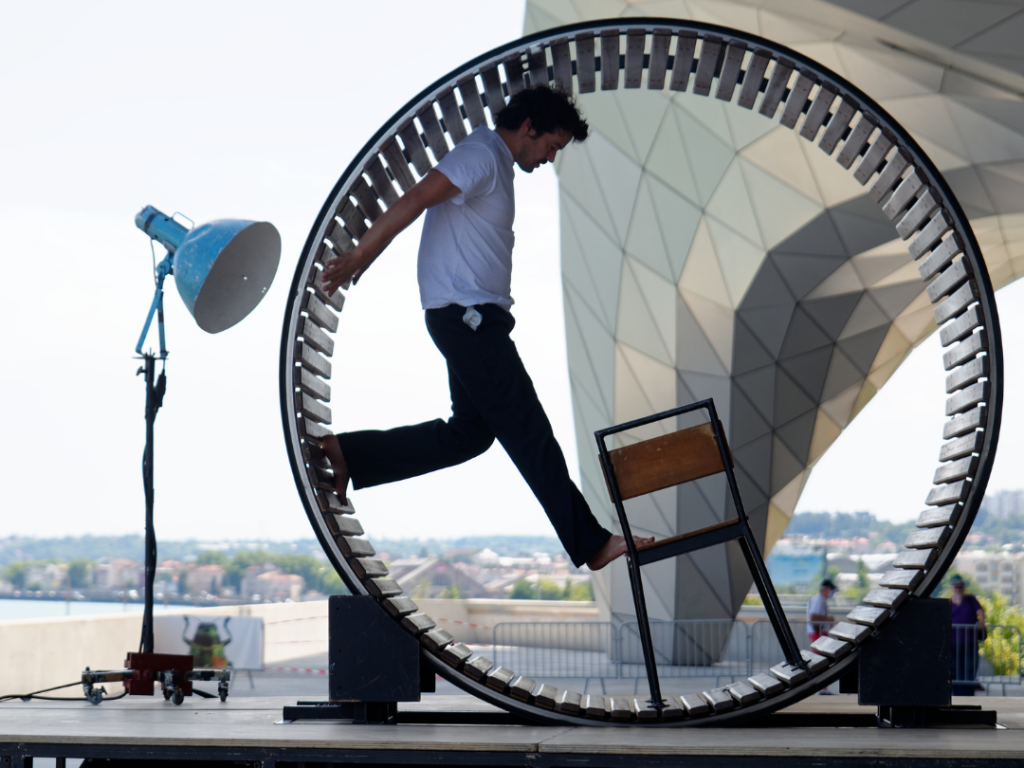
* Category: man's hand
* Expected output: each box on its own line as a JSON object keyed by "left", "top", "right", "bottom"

{"left": 321, "top": 245, "right": 373, "bottom": 295}
{"left": 317, "top": 169, "right": 461, "bottom": 296}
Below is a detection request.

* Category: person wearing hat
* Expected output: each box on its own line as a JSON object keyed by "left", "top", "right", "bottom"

{"left": 807, "top": 579, "right": 837, "bottom": 642}
{"left": 950, "top": 574, "right": 986, "bottom": 696}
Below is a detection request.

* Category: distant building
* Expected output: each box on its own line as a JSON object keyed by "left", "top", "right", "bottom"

{"left": 982, "top": 490, "right": 1024, "bottom": 520}
{"left": 240, "top": 564, "right": 303, "bottom": 602}
{"left": 474, "top": 548, "right": 500, "bottom": 566}
{"left": 388, "top": 556, "right": 489, "bottom": 599}
{"left": 185, "top": 564, "right": 225, "bottom": 596}
{"left": 94, "top": 559, "right": 143, "bottom": 591}
{"left": 23, "top": 563, "right": 67, "bottom": 590}
{"left": 955, "top": 551, "right": 1024, "bottom": 606}
{"left": 765, "top": 543, "right": 821, "bottom": 587}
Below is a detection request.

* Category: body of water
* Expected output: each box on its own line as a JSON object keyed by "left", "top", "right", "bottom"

{"left": 0, "top": 599, "right": 172, "bottom": 622}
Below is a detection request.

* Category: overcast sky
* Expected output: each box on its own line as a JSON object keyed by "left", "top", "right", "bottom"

{"left": 1, "top": 1, "right": 1020, "bottom": 546}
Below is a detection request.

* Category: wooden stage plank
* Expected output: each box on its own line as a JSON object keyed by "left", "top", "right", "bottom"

{"left": 1, "top": 695, "right": 1022, "bottom": 760}
{"left": 0, "top": 695, "right": 567, "bottom": 752}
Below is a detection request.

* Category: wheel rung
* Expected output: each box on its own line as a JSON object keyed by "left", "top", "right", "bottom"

{"left": 779, "top": 71, "right": 815, "bottom": 128}
{"left": 669, "top": 31, "right": 697, "bottom": 92}
{"left": 934, "top": 280, "right": 979, "bottom": 326}
{"left": 836, "top": 113, "right": 876, "bottom": 169}
{"left": 917, "top": 503, "right": 961, "bottom": 529}
{"left": 457, "top": 76, "right": 488, "bottom": 129}
{"left": 736, "top": 50, "right": 770, "bottom": 109}
{"left": 693, "top": 35, "right": 722, "bottom": 97}
{"left": 437, "top": 88, "right": 467, "bottom": 145}
{"left": 818, "top": 97, "right": 857, "bottom": 154}
{"left": 811, "top": 636, "right": 852, "bottom": 659}
{"left": 509, "top": 674, "right": 536, "bottom": 701}
{"left": 715, "top": 42, "right": 746, "bottom": 101}
{"left": 946, "top": 355, "right": 988, "bottom": 394}
{"left": 758, "top": 58, "right": 793, "bottom": 117}
{"left": 464, "top": 655, "right": 494, "bottom": 682}
{"left": 928, "top": 257, "right": 972, "bottom": 303}
{"left": 943, "top": 405, "right": 985, "bottom": 439}
{"left": 624, "top": 30, "right": 645, "bottom": 89}
{"left": 575, "top": 33, "right": 596, "bottom": 93}
{"left": 398, "top": 121, "right": 432, "bottom": 177}
{"left": 421, "top": 628, "right": 455, "bottom": 654}
{"left": 853, "top": 133, "right": 894, "bottom": 185}
{"left": 799, "top": 83, "right": 837, "bottom": 140}
{"left": 646, "top": 30, "right": 672, "bottom": 90}
{"left": 600, "top": 31, "right": 620, "bottom": 91}
{"left": 913, "top": 217, "right": 957, "bottom": 265}
{"left": 939, "top": 306, "right": 981, "bottom": 347}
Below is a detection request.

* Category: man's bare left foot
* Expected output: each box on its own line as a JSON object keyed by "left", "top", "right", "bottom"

{"left": 586, "top": 534, "right": 655, "bottom": 571}
{"left": 319, "top": 435, "right": 350, "bottom": 504}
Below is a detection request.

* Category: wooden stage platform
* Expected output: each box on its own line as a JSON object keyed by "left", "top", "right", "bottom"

{"left": 2, "top": 694, "right": 1022, "bottom": 767}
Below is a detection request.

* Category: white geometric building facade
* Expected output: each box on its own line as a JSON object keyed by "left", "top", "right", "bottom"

{"left": 525, "top": 0, "right": 1024, "bottom": 625}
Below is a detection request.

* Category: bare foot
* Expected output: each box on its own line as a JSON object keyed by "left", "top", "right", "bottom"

{"left": 586, "top": 534, "right": 655, "bottom": 571}
{"left": 319, "top": 435, "right": 350, "bottom": 504}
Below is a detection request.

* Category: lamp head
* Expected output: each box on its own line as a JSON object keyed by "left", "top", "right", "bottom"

{"left": 136, "top": 206, "right": 281, "bottom": 334}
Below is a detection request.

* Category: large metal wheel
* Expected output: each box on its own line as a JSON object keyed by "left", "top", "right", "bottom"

{"left": 279, "top": 19, "right": 1002, "bottom": 725}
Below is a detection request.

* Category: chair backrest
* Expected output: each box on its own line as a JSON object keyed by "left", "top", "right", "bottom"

{"left": 603, "top": 422, "right": 732, "bottom": 501}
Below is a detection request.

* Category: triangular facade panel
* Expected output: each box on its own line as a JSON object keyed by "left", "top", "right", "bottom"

{"left": 531, "top": 0, "right": 1024, "bottom": 627}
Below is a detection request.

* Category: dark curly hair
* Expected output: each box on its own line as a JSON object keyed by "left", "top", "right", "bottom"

{"left": 495, "top": 85, "right": 589, "bottom": 142}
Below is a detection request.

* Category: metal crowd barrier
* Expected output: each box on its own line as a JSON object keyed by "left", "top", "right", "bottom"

{"left": 952, "top": 623, "right": 1023, "bottom": 696}
{"left": 491, "top": 622, "right": 618, "bottom": 685}
{"left": 491, "top": 620, "right": 1024, "bottom": 695}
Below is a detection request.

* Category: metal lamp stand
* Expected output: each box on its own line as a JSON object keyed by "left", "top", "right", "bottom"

{"left": 80, "top": 237, "right": 230, "bottom": 706}
{"left": 138, "top": 350, "right": 165, "bottom": 654}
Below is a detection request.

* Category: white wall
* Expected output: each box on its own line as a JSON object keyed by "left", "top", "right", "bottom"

{"left": 0, "top": 598, "right": 599, "bottom": 694}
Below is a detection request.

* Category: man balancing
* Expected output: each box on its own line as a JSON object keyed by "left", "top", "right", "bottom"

{"left": 319, "top": 85, "right": 651, "bottom": 571}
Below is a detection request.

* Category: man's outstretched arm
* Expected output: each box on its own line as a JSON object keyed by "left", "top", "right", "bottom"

{"left": 321, "top": 169, "right": 460, "bottom": 294}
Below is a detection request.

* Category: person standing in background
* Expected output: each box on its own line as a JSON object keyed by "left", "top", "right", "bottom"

{"left": 807, "top": 578, "right": 836, "bottom": 642}
{"left": 950, "top": 574, "right": 986, "bottom": 696}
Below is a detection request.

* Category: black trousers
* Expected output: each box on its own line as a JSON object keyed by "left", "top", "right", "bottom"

{"left": 335, "top": 303, "right": 611, "bottom": 567}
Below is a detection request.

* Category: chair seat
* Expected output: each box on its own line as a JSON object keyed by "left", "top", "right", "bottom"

{"left": 636, "top": 519, "right": 743, "bottom": 566}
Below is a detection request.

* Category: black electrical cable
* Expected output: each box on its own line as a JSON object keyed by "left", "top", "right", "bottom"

{"left": 0, "top": 680, "right": 125, "bottom": 704}
{"left": 18, "top": 691, "right": 128, "bottom": 702}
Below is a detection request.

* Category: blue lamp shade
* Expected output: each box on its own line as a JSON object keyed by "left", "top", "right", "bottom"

{"left": 174, "top": 219, "right": 281, "bottom": 333}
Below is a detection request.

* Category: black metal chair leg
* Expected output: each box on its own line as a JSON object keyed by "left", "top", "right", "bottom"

{"left": 623, "top": 547, "right": 665, "bottom": 709}
{"left": 598, "top": 452, "right": 665, "bottom": 711}
{"left": 737, "top": 536, "right": 803, "bottom": 667}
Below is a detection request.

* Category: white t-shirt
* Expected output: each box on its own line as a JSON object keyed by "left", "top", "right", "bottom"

{"left": 418, "top": 127, "right": 516, "bottom": 311}
{"left": 806, "top": 592, "right": 828, "bottom": 636}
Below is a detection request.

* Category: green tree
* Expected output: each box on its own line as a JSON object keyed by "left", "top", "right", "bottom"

{"left": 5, "top": 562, "right": 29, "bottom": 589}
{"left": 272, "top": 553, "right": 326, "bottom": 593}
{"left": 509, "top": 579, "right": 536, "bottom": 599}
{"left": 538, "top": 578, "right": 564, "bottom": 600}
{"left": 196, "top": 551, "right": 230, "bottom": 567}
{"left": 67, "top": 559, "right": 94, "bottom": 588}
{"left": 856, "top": 558, "right": 870, "bottom": 589}
{"left": 224, "top": 550, "right": 273, "bottom": 590}
{"left": 440, "top": 583, "right": 462, "bottom": 599}
{"left": 320, "top": 570, "right": 349, "bottom": 596}
{"left": 566, "top": 581, "right": 594, "bottom": 601}
{"left": 841, "top": 559, "right": 871, "bottom": 601}
{"left": 977, "top": 592, "right": 1024, "bottom": 676}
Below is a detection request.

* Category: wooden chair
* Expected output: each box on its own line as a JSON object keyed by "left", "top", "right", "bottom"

{"left": 596, "top": 398, "right": 804, "bottom": 711}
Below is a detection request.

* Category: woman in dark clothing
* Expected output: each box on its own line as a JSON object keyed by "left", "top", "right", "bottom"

{"left": 950, "top": 574, "right": 986, "bottom": 696}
